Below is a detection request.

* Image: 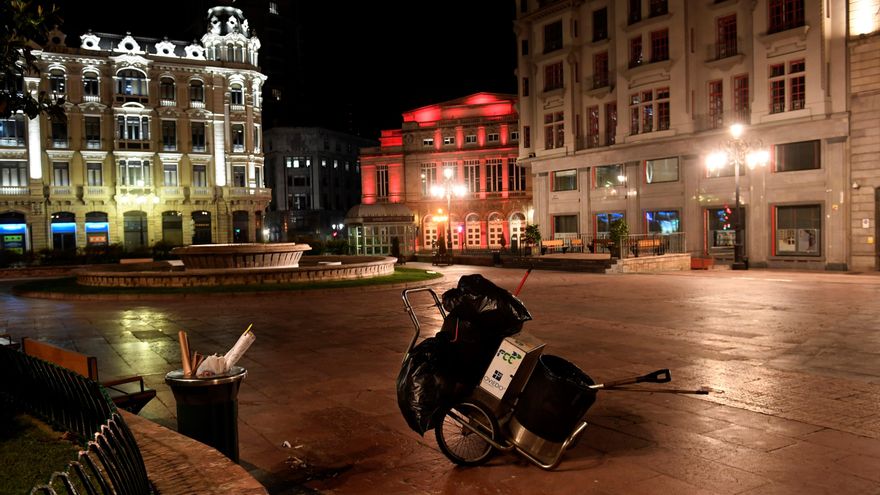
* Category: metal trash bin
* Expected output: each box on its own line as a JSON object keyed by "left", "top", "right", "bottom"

{"left": 165, "top": 366, "right": 247, "bottom": 462}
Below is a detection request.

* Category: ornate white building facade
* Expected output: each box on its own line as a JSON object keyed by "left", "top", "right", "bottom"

{"left": 515, "top": 0, "right": 872, "bottom": 270}
{"left": 0, "top": 5, "right": 269, "bottom": 254}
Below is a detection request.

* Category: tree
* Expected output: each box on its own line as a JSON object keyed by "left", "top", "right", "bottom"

{"left": 0, "top": 1, "right": 65, "bottom": 120}
{"left": 498, "top": 231, "right": 506, "bottom": 251}
{"left": 522, "top": 224, "right": 542, "bottom": 246}
{"left": 609, "top": 219, "right": 629, "bottom": 258}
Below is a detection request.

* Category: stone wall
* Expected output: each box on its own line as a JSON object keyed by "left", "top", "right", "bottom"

{"left": 608, "top": 254, "right": 691, "bottom": 274}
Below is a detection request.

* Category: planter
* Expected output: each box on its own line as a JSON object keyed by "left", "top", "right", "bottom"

{"left": 691, "top": 257, "right": 714, "bottom": 270}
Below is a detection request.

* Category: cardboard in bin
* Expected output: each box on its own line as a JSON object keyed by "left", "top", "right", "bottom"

{"left": 479, "top": 331, "right": 544, "bottom": 403}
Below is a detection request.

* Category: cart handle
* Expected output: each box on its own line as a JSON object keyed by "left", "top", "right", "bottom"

{"left": 401, "top": 287, "right": 445, "bottom": 363}
{"left": 590, "top": 369, "right": 671, "bottom": 390}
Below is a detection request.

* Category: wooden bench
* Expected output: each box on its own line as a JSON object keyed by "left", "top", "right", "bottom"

{"left": 541, "top": 239, "right": 565, "bottom": 254}
{"left": 569, "top": 238, "right": 584, "bottom": 252}
{"left": 21, "top": 337, "right": 156, "bottom": 414}
{"left": 589, "top": 238, "right": 614, "bottom": 253}
{"left": 630, "top": 237, "right": 666, "bottom": 257}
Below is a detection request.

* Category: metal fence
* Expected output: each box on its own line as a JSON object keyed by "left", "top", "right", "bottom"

{"left": 0, "top": 345, "right": 153, "bottom": 494}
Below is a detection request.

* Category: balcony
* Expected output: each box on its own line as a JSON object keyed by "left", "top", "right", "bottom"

{"left": 83, "top": 186, "right": 112, "bottom": 199}
{"left": 160, "top": 99, "right": 176, "bottom": 107}
{"left": 85, "top": 138, "right": 103, "bottom": 150}
{"left": 161, "top": 186, "right": 184, "bottom": 198}
{"left": 229, "top": 186, "right": 271, "bottom": 199}
{"left": 116, "top": 139, "right": 151, "bottom": 151}
{"left": 83, "top": 94, "right": 100, "bottom": 102}
{"left": 162, "top": 143, "right": 177, "bottom": 152}
{"left": 50, "top": 138, "right": 69, "bottom": 149}
{"left": 115, "top": 94, "right": 149, "bottom": 104}
{"left": 192, "top": 144, "right": 208, "bottom": 153}
{"left": 50, "top": 186, "right": 76, "bottom": 198}
{"left": 0, "top": 137, "right": 25, "bottom": 147}
{"left": 232, "top": 144, "right": 245, "bottom": 153}
{"left": 230, "top": 104, "right": 245, "bottom": 112}
{"left": 190, "top": 100, "right": 205, "bottom": 109}
{"left": 0, "top": 185, "right": 30, "bottom": 196}
{"left": 189, "top": 186, "right": 213, "bottom": 198}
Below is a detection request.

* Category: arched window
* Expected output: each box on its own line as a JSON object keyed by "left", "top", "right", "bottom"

{"left": 230, "top": 83, "right": 243, "bottom": 105}
{"left": 466, "top": 213, "right": 481, "bottom": 248}
{"left": 159, "top": 77, "right": 175, "bottom": 101}
{"left": 189, "top": 79, "right": 204, "bottom": 102}
{"left": 488, "top": 212, "right": 504, "bottom": 248}
{"left": 509, "top": 212, "right": 526, "bottom": 249}
{"left": 82, "top": 71, "right": 99, "bottom": 98}
{"left": 48, "top": 68, "right": 66, "bottom": 95}
{"left": 116, "top": 69, "right": 147, "bottom": 96}
{"left": 422, "top": 215, "right": 438, "bottom": 251}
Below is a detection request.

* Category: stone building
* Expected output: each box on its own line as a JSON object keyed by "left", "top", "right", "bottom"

{"left": 349, "top": 93, "right": 531, "bottom": 256}
{"left": 515, "top": 0, "right": 859, "bottom": 270}
{"left": 0, "top": 5, "right": 269, "bottom": 254}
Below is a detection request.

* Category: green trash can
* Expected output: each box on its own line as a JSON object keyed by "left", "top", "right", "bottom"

{"left": 165, "top": 366, "right": 247, "bottom": 463}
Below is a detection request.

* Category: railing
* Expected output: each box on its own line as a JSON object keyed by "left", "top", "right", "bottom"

{"left": 0, "top": 185, "right": 30, "bottom": 195}
{"left": 160, "top": 98, "right": 176, "bottom": 107}
{"left": 0, "top": 137, "right": 25, "bottom": 147}
{"left": 83, "top": 94, "right": 100, "bottom": 102}
{"left": 190, "top": 100, "right": 205, "bottom": 109}
{"left": 161, "top": 186, "right": 182, "bottom": 197}
{"left": 0, "top": 346, "right": 152, "bottom": 494}
{"left": 116, "top": 139, "right": 151, "bottom": 150}
{"left": 85, "top": 138, "right": 103, "bottom": 149}
{"left": 190, "top": 186, "right": 212, "bottom": 197}
{"left": 85, "top": 186, "right": 111, "bottom": 197}
{"left": 229, "top": 186, "right": 271, "bottom": 197}
{"left": 192, "top": 144, "right": 207, "bottom": 153}
{"left": 230, "top": 104, "right": 245, "bottom": 112}
{"left": 50, "top": 186, "right": 74, "bottom": 197}
{"left": 50, "top": 138, "right": 69, "bottom": 148}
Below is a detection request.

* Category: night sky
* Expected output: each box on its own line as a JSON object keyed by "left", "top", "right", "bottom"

{"left": 52, "top": 1, "right": 518, "bottom": 138}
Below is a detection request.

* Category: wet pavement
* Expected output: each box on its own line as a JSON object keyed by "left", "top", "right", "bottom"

{"left": 2, "top": 265, "right": 879, "bottom": 494}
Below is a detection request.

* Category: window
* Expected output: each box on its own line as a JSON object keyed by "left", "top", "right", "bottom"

{"left": 49, "top": 69, "right": 65, "bottom": 95}
{"left": 774, "top": 204, "right": 820, "bottom": 256}
{"left": 544, "top": 61, "right": 563, "bottom": 91}
{"left": 544, "top": 112, "right": 564, "bottom": 149}
{"left": 164, "top": 163, "right": 178, "bottom": 186}
{"left": 630, "top": 88, "right": 669, "bottom": 134}
{"left": 629, "top": 36, "right": 643, "bottom": 67}
{"left": 708, "top": 207, "right": 735, "bottom": 249}
{"left": 709, "top": 80, "right": 723, "bottom": 129}
{"left": 716, "top": 14, "right": 737, "bottom": 59}
{"left": 587, "top": 106, "right": 599, "bottom": 148}
{"left": 509, "top": 160, "right": 526, "bottom": 192}
{"left": 191, "top": 122, "right": 206, "bottom": 152}
{"left": 521, "top": 39, "right": 529, "bottom": 56}
{"left": 628, "top": 0, "right": 641, "bottom": 24}
{"left": 649, "top": 0, "right": 668, "bottom": 17}
{"left": 269, "top": 1, "right": 278, "bottom": 14}
{"left": 592, "top": 8, "right": 608, "bottom": 41}
{"left": 117, "top": 116, "right": 149, "bottom": 141}
{"left": 231, "top": 124, "right": 244, "bottom": 152}
{"left": 775, "top": 140, "right": 820, "bottom": 172}
{"left": 376, "top": 165, "right": 389, "bottom": 199}
{"left": 596, "top": 212, "right": 624, "bottom": 236}
{"left": 0, "top": 161, "right": 27, "bottom": 186}
{"left": 790, "top": 59, "right": 805, "bottom": 110}
{"left": 321, "top": 159, "right": 327, "bottom": 167}
{"left": 511, "top": 131, "right": 519, "bottom": 141}
{"left": 650, "top": 29, "right": 669, "bottom": 62}
{"left": 465, "top": 134, "right": 477, "bottom": 144}
{"left": 116, "top": 69, "right": 147, "bottom": 96}
{"left": 463, "top": 160, "right": 480, "bottom": 193}
{"left": 645, "top": 157, "right": 679, "bottom": 183}
{"left": 553, "top": 215, "right": 578, "bottom": 235}
{"left": 119, "top": 160, "right": 151, "bottom": 186}
{"left": 160, "top": 77, "right": 175, "bottom": 100}
{"left": 230, "top": 83, "right": 244, "bottom": 105}
{"left": 84, "top": 117, "right": 101, "bottom": 148}
{"left": 83, "top": 72, "right": 99, "bottom": 98}
{"left": 53, "top": 162, "right": 69, "bottom": 186}
{"left": 733, "top": 75, "right": 749, "bottom": 123}
{"left": 161, "top": 120, "right": 176, "bottom": 151}
{"left": 232, "top": 165, "right": 246, "bottom": 187}
{"left": 543, "top": 20, "right": 563, "bottom": 53}
{"left": 422, "top": 138, "right": 434, "bottom": 146}
{"left": 605, "top": 103, "right": 617, "bottom": 145}
{"left": 593, "top": 52, "right": 609, "bottom": 88}
{"left": 595, "top": 164, "right": 625, "bottom": 188}
{"left": 768, "top": 0, "right": 804, "bottom": 34}
{"left": 193, "top": 164, "right": 207, "bottom": 187}
{"left": 523, "top": 126, "right": 531, "bottom": 148}
{"left": 522, "top": 77, "right": 529, "bottom": 97}
{"left": 0, "top": 116, "right": 26, "bottom": 147}
{"left": 189, "top": 80, "right": 205, "bottom": 102}
{"left": 552, "top": 169, "right": 577, "bottom": 191}
{"left": 443, "top": 136, "right": 455, "bottom": 145}
{"left": 253, "top": 125, "right": 261, "bottom": 151}
{"left": 86, "top": 162, "right": 102, "bottom": 186}
{"left": 645, "top": 210, "right": 680, "bottom": 233}
{"left": 486, "top": 159, "right": 503, "bottom": 192}
{"left": 487, "top": 133, "right": 500, "bottom": 142}
{"left": 51, "top": 118, "right": 67, "bottom": 147}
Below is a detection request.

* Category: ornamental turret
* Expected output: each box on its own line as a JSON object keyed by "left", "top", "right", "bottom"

{"left": 201, "top": 5, "right": 261, "bottom": 66}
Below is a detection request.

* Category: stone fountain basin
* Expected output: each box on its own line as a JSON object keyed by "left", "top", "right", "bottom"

{"left": 170, "top": 243, "right": 311, "bottom": 269}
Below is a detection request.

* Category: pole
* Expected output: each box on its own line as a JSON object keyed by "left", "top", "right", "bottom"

{"left": 733, "top": 155, "right": 746, "bottom": 270}
{"left": 446, "top": 190, "right": 452, "bottom": 251}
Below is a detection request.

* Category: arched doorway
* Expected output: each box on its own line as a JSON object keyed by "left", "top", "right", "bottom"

{"left": 465, "top": 213, "right": 481, "bottom": 249}
{"left": 51, "top": 211, "right": 76, "bottom": 251}
{"left": 422, "top": 215, "right": 438, "bottom": 251}
{"left": 233, "top": 211, "right": 249, "bottom": 243}
{"left": 0, "top": 211, "right": 28, "bottom": 254}
{"left": 162, "top": 211, "right": 183, "bottom": 246}
{"left": 488, "top": 212, "right": 504, "bottom": 248}
{"left": 123, "top": 211, "right": 148, "bottom": 251}
{"left": 509, "top": 212, "right": 526, "bottom": 251}
{"left": 192, "top": 211, "right": 212, "bottom": 244}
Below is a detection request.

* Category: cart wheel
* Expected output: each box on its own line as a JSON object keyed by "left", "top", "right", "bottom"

{"left": 435, "top": 400, "right": 499, "bottom": 466}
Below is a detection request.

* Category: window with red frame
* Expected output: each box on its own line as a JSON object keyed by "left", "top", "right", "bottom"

{"left": 630, "top": 94, "right": 640, "bottom": 135}
{"left": 716, "top": 14, "right": 737, "bottom": 59}
{"left": 593, "top": 51, "right": 609, "bottom": 88}
{"left": 544, "top": 62, "right": 563, "bottom": 91}
{"left": 544, "top": 112, "right": 564, "bottom": 149}
{"left": 650, "top": 29, "right": 669, "bottom": 62}
{"left": 709, "top": 80, "right": 723, "bottom": 129}
{"left": 605, "top": 102, "right": 617, "bottom": 145}
{"left": 768, "top": 0, "right": 804, "bottom": 34}
{"left": 769, "top": 64, "right": 785, "bottom": 114}
{"left": 657, "top": 88, "right": 670, "bottom": 130}
{"left": 587, "top": 106, "right": 599, "bottom": 148}
{"left": 629, "top": 36, "right": 643, "bottom": 68}
{"left": 790, "top": 59, "right": 805, "bottom": 110}
{"left": 642, "top": 90, "right": 654, "bottom": 133}
{"left": 628, "top": 0, "right": 641, "bottom": 24}
{"left": 733, "top": 74, "right": 749, "bottom": 122}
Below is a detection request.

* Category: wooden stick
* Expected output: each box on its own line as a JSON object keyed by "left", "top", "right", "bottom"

{"left": 178, "top": 331, "right": 192, "bottom": 376}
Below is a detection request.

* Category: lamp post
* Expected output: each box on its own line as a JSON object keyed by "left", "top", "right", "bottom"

{"left": 430, "top": 166, "right": 466, "bottom": 252}
{"left": 706, "top": 124, "right": 770, "bottom": 270}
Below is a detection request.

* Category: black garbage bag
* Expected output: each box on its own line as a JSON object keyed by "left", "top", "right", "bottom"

{"left": 437, "top": 316, "right": 506, "bottom": 389}
{"left": 441, "top": 274, "right": 532, "bottom": 336}
{"left": 396, "top": 334, "right": 458, "bottom": 435}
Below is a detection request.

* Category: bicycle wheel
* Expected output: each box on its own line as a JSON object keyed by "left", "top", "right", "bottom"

{"left": 435, "top": 400, "right": 499, "bottom": 466}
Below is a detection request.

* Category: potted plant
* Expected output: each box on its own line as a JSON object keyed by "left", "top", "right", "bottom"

{"left": 609, "top": 219, "right": 629, "bottom": 259}
{"left": 522, "top": 224, "right": 542, "bottom": 256}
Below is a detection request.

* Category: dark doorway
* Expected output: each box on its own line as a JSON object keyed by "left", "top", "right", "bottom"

{"left": 51, "top": 211, "right": 76, "bottom": 251}
{"left": 162, "top": 211, "right": 183, "bottom": 246}
{"left": 123, "top": 211, "right": 148, "bottom": 251}
{"left": 192, "top": 211, "right": 212, "bottom": 244}
{"left": 233, "top": 211, "right": 248, "bottom": 243}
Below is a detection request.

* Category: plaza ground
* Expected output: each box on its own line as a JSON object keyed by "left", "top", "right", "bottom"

{"left": 1, "top": 264, "right": 879, "bottom": 494}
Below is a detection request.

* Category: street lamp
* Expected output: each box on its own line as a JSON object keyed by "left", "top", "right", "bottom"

{"left": 706, "top": 124, "right": 770, "bottom": 270}
{"left": 430, "top": 166, "right": 466, "bottom": 252}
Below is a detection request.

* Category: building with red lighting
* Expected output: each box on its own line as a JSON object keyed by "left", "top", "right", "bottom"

{"left": 515, "top": 0, "right": 877, "bottom": 270}
{"left": 347, "top": 93, "right": 530, "bottom": 256}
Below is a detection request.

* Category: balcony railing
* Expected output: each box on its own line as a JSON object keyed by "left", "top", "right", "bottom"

{"left": 114, "top": 94, "right": 149, "bottom": 104}
{"left": 229, "top": 186, "right": 271, "bottom": 197}
{"left": 85, "top": 138, "right": 103, "bottom": 149}
{"left": 50, "top": 186, "right": 74, "bottom": 197}
{"left": 192, "top": 144, "right": 207, "bottom": 153}
{"left": 592, "top": 73, "right": 610, "bottom": 89}
{"left": 714, "top": 41, "right": 738, "bottom": 60}
{"left": 0, "top": 137, "right": 25, "bottom": 147}
{"left": 162, "top": 143, "right": 177, "bottom": 151}
{"left": 160, "top": 99, "right": 176, "bottom": 107}
{"left": 83, "top": 94, "right": 100, "bottom": 102}
{"left": 0, "top": 186, "right": 30, "bottom": 196}
{"left": 116, "top": 139, "right": 151, "bottom": 150}
{"left": 190, "top": 186, "right": 212, "bottom": 197}
{"left": 230, "top": 104, "right": 245, "bottom": 112}
{"left": 161, "top": 186, "right": 183, "bottom": 197}
{"left": 84, "top": 186, "right": 111, "bottom": 197}
{"left": 190, "top": 100, "right": 205, "bottom": 109}
{"left": 50, "top": 138, "right": 69, "bottom": 148}
{"left": 232, "top": 144, "right": 245, "bottom": 152}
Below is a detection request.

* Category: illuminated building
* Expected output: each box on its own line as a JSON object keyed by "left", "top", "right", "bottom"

{"left": 516, "top": 0, "right": 866, "bottom": 270}
{"left": 263, "top": 127, "right": 376, "bottom": 241}
{"left": 348, "top": 93, "right": 530, "bottom": 256}
{"left": 0, "top": 5, "right": 269, "bottom": 254}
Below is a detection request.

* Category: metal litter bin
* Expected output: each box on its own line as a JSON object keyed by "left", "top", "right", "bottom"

{"left": 165, "top": 366, "right": 247, "bottom": 462}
